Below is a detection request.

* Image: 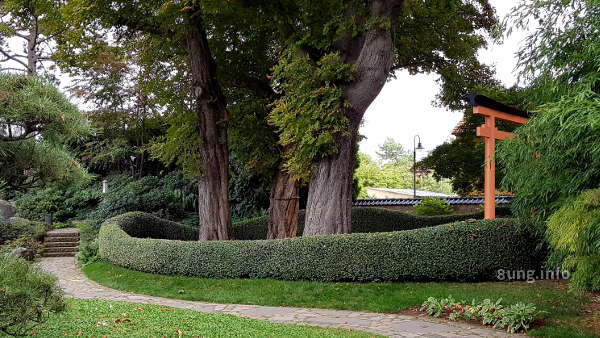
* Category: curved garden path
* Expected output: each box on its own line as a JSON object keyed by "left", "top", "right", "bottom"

{"left": 39, "top": 257, "right": 516, "bottom": 338}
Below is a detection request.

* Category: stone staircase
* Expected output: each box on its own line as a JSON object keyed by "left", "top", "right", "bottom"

{"left": 43, "top": 228, "right": 80, "bottom": 257}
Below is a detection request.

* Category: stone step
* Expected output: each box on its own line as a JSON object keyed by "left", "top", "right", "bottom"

{"left": 45, "top": 231, "right": 79, "bottom": 238}
{"left": 42, "top": 252, "right": 76, "bottom": 257}
{"left": 44, "top": 241, "right": 79, "bottom": 248}
{"left": 44, "top": 247, "right": 79, "bottom": 254}
{"left": 44, "top": 236, "right": 79, "bottom": 243}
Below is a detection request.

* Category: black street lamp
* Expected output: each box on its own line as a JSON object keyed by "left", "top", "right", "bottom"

{"left": 413, "top": 135, "right": 424, "bottom": 198}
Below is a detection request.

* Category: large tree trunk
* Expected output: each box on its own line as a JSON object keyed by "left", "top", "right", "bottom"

{"left": 303, "top": 0, "right": 400, "bottom": 236}
{"left": 303, "top": 131, "right": 358, "bottom": 235}
{"left": 185, "top": 12, "right": 233, "bottom": 241}
{"left": 267, "top": 170, "right": 300, "bottom": 239}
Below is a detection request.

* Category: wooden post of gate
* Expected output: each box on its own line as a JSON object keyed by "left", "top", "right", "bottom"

{"left": 465, "top": 94, "right": 529, "bottom": 220}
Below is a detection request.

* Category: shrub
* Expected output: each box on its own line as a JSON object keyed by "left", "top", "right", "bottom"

{"left": 89, "top": 172, "right": 196, "bottom": 222}
{"left": 77, "top": 239, "right": 100, "bottom": 266}
{"left": 420, "top": 296, "right": 541, "bottom": 333}
{"left": 0, "top": 219, "right": 47, "bottom": 245}
{"left": 99, "top": 212, "right": 543, "bottom": 282}
{"left": 76, "top": 221, "right": 102, "bottom": 265}
{"left": 146, "top": 208, "right": 488, "bottom": 241}
{"left": 0, "top": 219, "right": 47, "bottom": 257}
{"left": 546, "top": 189, "right": 600, "bottom": 291}
{"left": 497, "top": 93, "right": 600, "bottom": 235}
{"left": 414, "top": 197, "right": 454, "bottom": 216}
{"left": 3, "top": 236, "right": 45, "bottom": 258}
{"left": 0, "top": 255, "right": 65, "bottom": 336}
{"left": 16, "top": 184, "right": 102, "bottom": 222}
{"left": 78, "top": 221, "right": 99, "bottom": 244}
{"left": 234, "top": 207, "right": 488, "bottom": 240}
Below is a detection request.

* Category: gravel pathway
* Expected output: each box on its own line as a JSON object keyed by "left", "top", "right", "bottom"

{"left": 39, "top": 257, "right": 516, "bottom": 338}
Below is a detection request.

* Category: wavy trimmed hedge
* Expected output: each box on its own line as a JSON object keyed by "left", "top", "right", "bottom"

{"left": 99, "top": 212, "right": 543, "bottom": 282}
{"left": 129, "top": 207, "right": 493, "bottom": 241}
{"left": 233, "top": 207, "right": 496, "bottom": 240}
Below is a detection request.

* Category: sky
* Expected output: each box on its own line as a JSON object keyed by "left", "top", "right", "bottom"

{"left": 358, "top": 0, "right": 529, "bottom": 160}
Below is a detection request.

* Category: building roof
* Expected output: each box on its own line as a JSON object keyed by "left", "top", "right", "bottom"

{"left": 366, "top": 187, "right": 455, "bottom": 198}
{"left": 353, "top": 196, "right": 513, "bottom": 207}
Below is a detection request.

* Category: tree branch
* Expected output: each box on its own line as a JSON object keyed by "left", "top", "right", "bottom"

{"left": 0, "top": 50, "right": 28, "bottom": 68}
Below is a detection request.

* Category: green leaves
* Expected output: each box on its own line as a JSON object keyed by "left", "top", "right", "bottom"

{"left": 0, "top": 74, "right": 91, "bottom": 190}
{"left": 269, "top": 50, "right": 354, "bottom": 179}
{"left": 546, "top": 189, "right": 600, "bottom": 292}
{"left": 99, "top": 212, "right": 543, "bottom": 282}
{"left": 414, "top": 198, "right": 454, "bottom": 216}
{"left": 0, "top": 255, "right": 65, "bottom": 336}
{"left": 498, "top": 88, "right": 600, "bottom": 234}
{"left": 420, "top": 296, "right": 542, "bottom": 333}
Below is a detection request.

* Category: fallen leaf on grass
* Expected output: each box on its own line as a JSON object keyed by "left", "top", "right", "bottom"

{"left": 160, "top": 308, "right": 174, "bottom": 312}
{"left": 135, "top": 307, "right": 144, "bottom": 311}
{"left": 75, "top": 331, "right": 84, "bottom": 336}
{"left": 30, "top": 332, "right": 38, "bottom": 335}
{"left": 176, "top": 328, "right": 184, "bottom": 336}
{"left": 113, "top": 318, "right": 132, "bottom": 323}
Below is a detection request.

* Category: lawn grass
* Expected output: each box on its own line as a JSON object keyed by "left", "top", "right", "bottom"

{"left": 10, "top": 299, "right": 374, "bottom": 337}
{"left": 84, "top": 261, "right": 598, "bottom": 337}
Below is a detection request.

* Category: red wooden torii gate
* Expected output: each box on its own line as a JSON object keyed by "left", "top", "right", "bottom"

{"left": 465, "top": 94, "right": 530, "bottom": 219}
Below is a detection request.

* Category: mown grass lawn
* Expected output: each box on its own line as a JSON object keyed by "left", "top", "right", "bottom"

{"left": 84, "top": 262, "right": 598, "bottom": 337}
{"left": 9, "top": 298, "right": 374, "bottom": 337}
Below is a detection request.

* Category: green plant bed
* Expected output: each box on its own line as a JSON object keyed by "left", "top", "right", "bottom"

{"left": 84, "top": 262, "right": 596, "bottom": 337}
{"left": 21, "top": 298, "right": 370, "bottom": 337}
{"left": 99, "top": 212, "right": 543, "bottom": 282}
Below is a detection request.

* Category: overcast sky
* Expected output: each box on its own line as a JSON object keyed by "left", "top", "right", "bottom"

{"left": 359, "top": 0, "right": 528, "bottom": 160}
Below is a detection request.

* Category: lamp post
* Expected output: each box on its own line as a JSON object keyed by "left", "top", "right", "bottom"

{"left": 413, "top": 135, "right": 424, "bottom": 198}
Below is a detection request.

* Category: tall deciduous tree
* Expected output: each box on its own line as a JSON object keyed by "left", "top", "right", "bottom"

{"left": 65, "top": 0, "right": 233, "bottom": 240}
{"left": 263, "top": 0, "right": 497, "bottom": 235}
{"left": 0, "top": 0, "right": 63, "bottom": 75}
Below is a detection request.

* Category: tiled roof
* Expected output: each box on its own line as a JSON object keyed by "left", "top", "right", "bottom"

{"left": 353, "top": 196, "right": 513, "bottom": 207}
{"left": 366, "top": 187, "right": 455, "bottom": 198}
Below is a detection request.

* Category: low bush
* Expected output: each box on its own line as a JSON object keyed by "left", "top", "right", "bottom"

{"left": 76, "top": 221, "right": 102, "bottom": 265}
{"left": 16, "top": 184, "right": 102, "bottom": 222}
{"left": 99, "top": 212, "right": 544, "bottom": 282}
{"left": 0, "top": 219, "right": 47, "bottom": 245}
{"left": 88, "top": 172, "right": 196, "bottom": 222}
{"left": 546, "top": 188, "right": 600, "bottom": 291}
{"left": 77, "top": 239, "right": 100, "bottom": 265}
{"left": 0, "top": 219, "right": 47, "bottom": 257}
{"left": 414, "top": 197, "right": 454, "bottom": 216}
{"left": 0, "top": 255, "right": 65, "bottom": 336}
{"left": 420, "top": 296, "right": 542, "bottom": 333}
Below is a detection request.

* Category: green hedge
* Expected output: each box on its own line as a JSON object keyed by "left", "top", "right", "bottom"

{"left": 233, "top": 207, "right": 495, "bottom": 240}
{"left": 99, "top": 212, "right": 543, "bottom": 282}
{"left": 114, "top": 207, "right": 491, "bottom": 241}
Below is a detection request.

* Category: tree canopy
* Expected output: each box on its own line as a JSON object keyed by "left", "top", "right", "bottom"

{"left": 0, "top": 73, "right": 90, "bottom": 191}
{"left": 498, "top": 0, "right": 600, "bottom": 234}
